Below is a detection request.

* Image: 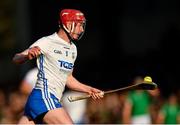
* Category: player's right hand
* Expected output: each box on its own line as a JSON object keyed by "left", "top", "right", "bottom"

{"left": 28, "top": 46, "right": 41, "bottom": 60}
{"left": 88, "top": 87, "right": 104, "bottom": 100}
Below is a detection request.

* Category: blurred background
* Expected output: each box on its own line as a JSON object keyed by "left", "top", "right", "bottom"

{"left": 0, "top": 0, "right": 180, "bottom": 124}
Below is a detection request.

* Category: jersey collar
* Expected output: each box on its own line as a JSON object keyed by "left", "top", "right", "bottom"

{"left": 54, "top": 32, "right": 72, "bottom": 46}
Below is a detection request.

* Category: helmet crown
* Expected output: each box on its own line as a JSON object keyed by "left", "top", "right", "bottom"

{"left": 60, "top": 9, "right": 86, "bottom": 25}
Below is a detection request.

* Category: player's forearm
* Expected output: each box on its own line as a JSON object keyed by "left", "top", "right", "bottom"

{"left": 66, "top": 75, "right": 91, "bottom": 93}
{"left": 69, "top": 83, "right": 91, "bottom": 93}
{"left": 13, "top": 46, "right": 41, "bottom": 64}
{"left": 12, "top": 53, "right": 29, "bottom": 64}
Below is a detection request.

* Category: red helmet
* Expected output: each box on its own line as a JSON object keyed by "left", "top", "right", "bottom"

{"left": 60, "top": 9, "right": 86, "bottom": 24}
{"left": 59, "top": 9, "right": 86, "bottom": 32}
{"left": 59, "top": 9, "right": 86, "bottom": 40}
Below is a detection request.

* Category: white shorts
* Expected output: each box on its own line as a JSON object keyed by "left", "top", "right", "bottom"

{"left": 132, "top": 114, "right": 151, "bottom": 124}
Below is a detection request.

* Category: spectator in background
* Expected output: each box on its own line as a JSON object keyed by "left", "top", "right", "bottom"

{"left": 0, "top": 89, "right": 5, "bottom": 123}
{"left": 17, "top": 67, "right": 38, "bottom": 124}
{"left": 85, "top": 93, "right": 122, "bottom": 124}
{"left": 19, "top": 67, "right": 38, "bottom": 95}
{"left": 1, "top": 91, "right": 26, "bottom": 124}
{"left": 61, "top": 90, "right": 87, "bottom": 124}
{"left": 156, "top": 92, "right": 180, "bottom": 124}
{"left": 122, "top": 76, "right": 159, "bottom": 124}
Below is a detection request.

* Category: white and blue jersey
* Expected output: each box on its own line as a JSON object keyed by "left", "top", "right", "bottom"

{"left": 24, "top": 32, "right": 77, "bottom": 120}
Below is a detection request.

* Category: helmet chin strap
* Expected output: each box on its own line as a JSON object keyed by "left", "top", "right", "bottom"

{"left": 62, "top": 21, "right": 85, "bottom": 41}
{"left": 62, "top": 22, "right": 79, "bottom": 41}
{"left": 70, "top": 22, "right": 75, "bottom": 33}
{"left": 62, "top": 21, "right": 75, "bottom": 33}
{"left": 62, "top": 25, "right": 70, "bottom": 33}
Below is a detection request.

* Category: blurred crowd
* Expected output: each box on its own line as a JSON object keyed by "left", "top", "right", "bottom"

{"left": 0, "top": 69, "right": 179, "bottom": 124}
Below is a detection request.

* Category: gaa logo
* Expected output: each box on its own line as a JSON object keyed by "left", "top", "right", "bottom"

{"left": 54, "top": 50, "right": 62, "bottom": 54}
{"left": 58, "top": 60, "right": 73, "bottom": 69}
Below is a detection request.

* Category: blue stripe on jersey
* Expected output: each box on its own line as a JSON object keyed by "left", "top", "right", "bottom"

{"left": 39, "top": 55, "right": 54, "bottom": 110}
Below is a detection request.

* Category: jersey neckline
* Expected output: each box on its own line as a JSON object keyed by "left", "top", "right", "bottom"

{"left": 54, "top": 32, "right": 73, "bottom": 46}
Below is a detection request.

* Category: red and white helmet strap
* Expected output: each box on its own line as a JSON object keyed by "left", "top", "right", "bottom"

{"left": 70, "top": 22, "right": 75, "bottom": 33}
{"left": 62, "top": 21, "right": 75, "bottom": 34}
{"left": 62, "top": 21, "right": 85, "bottom": 40}
{"left": 62, "top": 24, "right": 70, "bottom": 33}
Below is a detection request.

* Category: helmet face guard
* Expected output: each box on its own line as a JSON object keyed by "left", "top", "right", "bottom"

{"left": 72, "top": 21, "right": 86, "bottom": 40}
{"left": 59, "top": 9, "right": 86, "bottom": 41}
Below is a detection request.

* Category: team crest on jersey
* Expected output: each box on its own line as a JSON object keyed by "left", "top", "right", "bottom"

{"left": 72, "top": 52, "right": 75, "bottom": 59}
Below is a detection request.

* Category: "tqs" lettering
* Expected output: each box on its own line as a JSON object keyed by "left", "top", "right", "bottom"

{"left": 58, "top": 60, "right": 73, "bottom": 69}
